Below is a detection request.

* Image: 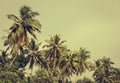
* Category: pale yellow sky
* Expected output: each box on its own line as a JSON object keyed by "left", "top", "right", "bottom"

{"left": 0, "top": 0, "right": 120, "bottom": 69}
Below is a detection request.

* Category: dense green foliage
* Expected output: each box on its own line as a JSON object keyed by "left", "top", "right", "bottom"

{"left": 0, "top": 6, "right": 120, "bottom": 83}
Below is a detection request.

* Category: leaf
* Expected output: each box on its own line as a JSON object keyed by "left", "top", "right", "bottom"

{"left": 29, "top": 56, "right": 34, "bottom": 69}
{"left": 31, "top": 12, "right": 39, "bottom": 17}
{"left": 7, "top": 14, "right": 20, "bottom": 22}
{"left": 4, "top": 39, "right": 10, "bottom": 46}
{"left": 27, "top": 27, "right": 37, "bottom": 39}
{"left": 60, "top": 40, "right": 66, "bottom": 44}
{"left": 27, "top": 19, "right": 42, "bottom": 29}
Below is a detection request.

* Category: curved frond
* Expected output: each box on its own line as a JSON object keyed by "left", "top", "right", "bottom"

{"left": 27, "top": 19, "right": 41, "bottom": 29}
{"left": 7, "top": 14, "right": 20, "bottom": 22}
{"left": 27, "top": 28, "right": 37, "bottom": 39}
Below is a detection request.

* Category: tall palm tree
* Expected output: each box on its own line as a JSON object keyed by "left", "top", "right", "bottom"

{"left": 5, "top": 5, "right": 41, "bottom": 54}
{"left": 4, "top": 6, "right": 41, "bottom": 66}
{"left": 75, "top": 48, "right": 91, "bottom": 75}
{"left": 43, "top": 34, "right": 67, "bottom": 69}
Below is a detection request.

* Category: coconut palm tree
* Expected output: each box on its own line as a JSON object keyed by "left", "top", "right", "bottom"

{"left": 43, "top": 34, "right": 67, "bottom": 69}
{"left": 75, "top": 48, "right": 91, "bottom": 75}
{"left": 59, "top": 52, "right": 77, "bottom": 82}
{"left": 4, "top": 6, "right": 41, "bottom": 67}
{"left": 25, "top": 38, "right": 47, "bottom": 73}
{"left": 13, "top": 53, "right": 29, "bottom": 69}
{"left": 93, "top": 57, "right": 115, "bottom": 83}
{"left": 4, "top": 5, "right": 41, "bottom": 54}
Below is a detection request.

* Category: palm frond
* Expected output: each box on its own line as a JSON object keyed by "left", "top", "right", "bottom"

{"left": 29, "top": 56, "right": 34, "bottom": 69}
{"left": 4, "top": 39, "right": 10, "bottom": 46}
{"left": 7, "top": 14, "right": 20, "bottom": 22}
{"left": 27, "top": 28, "right": 37, "bottom": 39}
{"left": 31, "top": 12, "right": 39, "bottom": 17}
{"left": 59, "top": 40, "right": 66, "bottom": 44}
{"left": 27, "top": 19, "right": 41, "bottom": 29}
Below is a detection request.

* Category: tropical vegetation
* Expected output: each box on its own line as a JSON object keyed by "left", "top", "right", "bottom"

{"left": 0, "top": 5, "right": 120, "bottom": 83}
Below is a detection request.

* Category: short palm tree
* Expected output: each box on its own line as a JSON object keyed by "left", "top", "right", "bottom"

{"left": 75, "top": 48, "right": 91, "bottom": 75}
{"left": 26, "top": 38, "right": 47, "bottom": 73}
{"left": 93, "top": 57, "right": 115, "bottom": 83}
{"left": 59, "top": 52, "right": 77, "bottom": 81}
{"left": 14, "top": 54, "right": 29, "bottom": 69}
{"left": 43, "top": 34, "right": 67, "bottom": 69}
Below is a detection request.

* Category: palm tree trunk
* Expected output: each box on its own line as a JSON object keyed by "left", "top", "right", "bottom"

{"left": 9, "top": 54, "right": 18, "bottom": 67}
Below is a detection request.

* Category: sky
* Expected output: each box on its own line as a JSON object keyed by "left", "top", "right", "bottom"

{"left": 0, "top": 0, "right": 120, "bottom": 81}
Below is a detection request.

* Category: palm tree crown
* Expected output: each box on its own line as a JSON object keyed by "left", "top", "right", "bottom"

{"left": 43, "top": 34, "right": 67, "bottom": 69}
{"left": 75, "top": 48, "right": 91, "bottom": 75}
{"left": 4, "top": 5, "right": 41, "bottom": 55}
{"left": 93, "top": 57, "right": 115, "bottom": 83}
